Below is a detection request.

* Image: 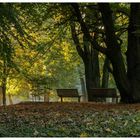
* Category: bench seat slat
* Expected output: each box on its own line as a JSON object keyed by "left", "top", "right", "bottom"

{"left": 88, "top": 88, "right": 118, "bottom": 98}
{"left": 57, "top": 89, "right": 80, "bottom": 97}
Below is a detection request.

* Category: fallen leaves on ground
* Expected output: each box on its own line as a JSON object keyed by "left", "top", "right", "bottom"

{"left": 0, "top": 102, "right": 140, "bottom": 137}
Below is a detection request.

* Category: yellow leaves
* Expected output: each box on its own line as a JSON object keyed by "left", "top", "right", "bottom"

{"left": 80, "top": 132, "right": 88, "bottom": 137}
{"left": 48, "top": 72, "right": 52, "bottom": 77}
{"left": 53, "top": 14, "right": 63, "bottom": 23}
{"left": 7, "top": 78, "right": 31, "bottom": 96}
{"left": 61, "top": 41, "right": 72, "bottom": 62}
{"left": 115, "top": 13, "right": 128, "bottom": 26}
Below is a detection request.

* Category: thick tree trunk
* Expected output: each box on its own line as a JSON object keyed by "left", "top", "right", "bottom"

{"left": 98, "top": 3, "right": 133, "bottom": 103}
{"left": 108, "top": 49, "right": 132, "bottom": 102}
{"left": 102, "top": 57, "right": 109, "bottom": 88}
{"left": 84, "top": 49, "right": 100, "bottom": 101}
{"left": 83, "top": 37, "right": 100, "bottom": 101}
{"left": 92, "top": 49, "right": 100, "bottom": 88}
{"left": 127, "top": 4, "right": 140, "bottom": 102}
{"left": 71, "top": 23, "right": 100, "bottom": 101}
{"left": 72, "top": 3, "right": 140, "bottom": 103}
{"left": 84, "top": 49, "right": 100, "bottom": 90}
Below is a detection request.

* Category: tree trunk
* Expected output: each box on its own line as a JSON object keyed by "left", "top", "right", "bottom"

{"left": 83, "top": 50, "right": 100, "bottom": 101}
{"left": 98, "top": 3, "right": 133, "bottom": 103}
{"left": 127, "top": 4, "right": 140, "bottom": 102}
{"left": 2, "top": 78, "right": 7, "bottom": 106}
{"left": 84, "top": 49, "right": 100, "bottom": 90}
{"left": 0, "top": 87, "right": 2, "bottom": 105}
{"left": 109, "top": 50, "right": 132, "bottom": 102}
{"left": 72, "top": 3, "right": 140, "bottom": 103}
{"left": 102, "top": 57, "right": 109, "bottom": 88}
{"left": 101, "top": 57, "right": 110, "bottom": 102}
{"left": 2, "top": 61, "right": 7, "bottom": 106}
{"left": 71, "top": 23, "right": 100, "bottom": 101}
{"left": 83, "top": 38, "right": 100, "bottom": 101}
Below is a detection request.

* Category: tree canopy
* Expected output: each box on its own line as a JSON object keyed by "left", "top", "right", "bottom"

{"left": 1, "top": 3, "right": 140, "bottom": 104}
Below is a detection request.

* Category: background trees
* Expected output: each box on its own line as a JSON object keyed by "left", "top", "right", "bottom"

{"left": 1, "top": 3, "right": 140, "bottom": 104}
{"left": 0, "top": 3, "right": 83, "bottom": 105}
{"left": 0, "top": 3, "right": 29, "bottom": 105}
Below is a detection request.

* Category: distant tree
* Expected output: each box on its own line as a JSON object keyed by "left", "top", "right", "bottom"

{"left": 0, "top": 4, "right": 23, "bottom": 105}
{"left": 0, "top": 3, "right": 42, "bottom": 105}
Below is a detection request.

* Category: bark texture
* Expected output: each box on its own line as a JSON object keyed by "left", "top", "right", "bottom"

{"left": 71, "top": 23, "right": 100, "bottom": 101}
{"left": 2, "top": 61, "right": 7, "bottom": 106}
{"left": 102, "top": 57, "right": 109, "bottom": 88}
{"left": 71, "top": 3, "right": 140, "bottom": 103}
{"left": 98, "top": 3, "right": 133, "bottom": 102}
{"left": 83, "top": 35, "right": 100, "bottom": 90}
{"left": 127, "top": 4, "right": 140, "bottom": 102}
{"left": 99, "top": 3, "right": 140, "bottom": 103}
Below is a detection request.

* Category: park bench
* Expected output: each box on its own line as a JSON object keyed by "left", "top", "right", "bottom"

{"left": 56, "top": 89, "right": 81, "bottom": 102}
{"left": 88, "top": 88, "right": 120, "bottom": 103}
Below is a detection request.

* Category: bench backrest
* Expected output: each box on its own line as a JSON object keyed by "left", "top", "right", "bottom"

{"left": 88, "top": 88, "right": 118, "bottom": 98}
{"left": 56, "top": 89, "right": 79, "bottom": 97}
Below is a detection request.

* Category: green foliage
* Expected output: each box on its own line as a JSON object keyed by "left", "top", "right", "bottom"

{"left": 0, "top": 3, "right": 133, "bottom": 101}
{"left": 0, "top": 3, "right": 84, "bottom": 100}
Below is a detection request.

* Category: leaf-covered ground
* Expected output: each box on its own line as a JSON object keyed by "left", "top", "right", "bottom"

{"left": 0, "top": 102, "right": 140, "bottom": 137}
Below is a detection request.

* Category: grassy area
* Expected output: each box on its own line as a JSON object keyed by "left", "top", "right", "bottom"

{"left": 0, "top": 102, "right": 140, "bottom": 137}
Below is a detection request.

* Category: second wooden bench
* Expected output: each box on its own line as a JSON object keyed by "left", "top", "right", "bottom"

{"left": 88, "top": 88, "right": 119, "bottom": 103}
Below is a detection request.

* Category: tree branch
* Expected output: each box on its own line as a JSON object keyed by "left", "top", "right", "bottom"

{"left": 70, "top": 22, "right": 85, "bottom": 59}
{"left": 98, "top": 3, "right": 120, "bottom": 50}
{"left": 71, "top": 3, "right": 107, "bottom": 54}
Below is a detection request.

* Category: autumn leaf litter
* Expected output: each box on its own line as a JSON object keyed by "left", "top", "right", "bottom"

{"left": 0, "top": 102, "right": 140, "bottom": 137}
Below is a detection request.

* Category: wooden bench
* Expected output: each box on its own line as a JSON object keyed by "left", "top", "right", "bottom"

{"left": 56, "top": 89, "right": 81, "bottom": 102}
{"left": 88, "top": 88, "right": 119, "bottom": 103}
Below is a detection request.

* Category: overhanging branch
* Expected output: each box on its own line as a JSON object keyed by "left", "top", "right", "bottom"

{"left": 70, "top": 22, "right": 85, "bottom": 59}
{"left": 71, "top": 3, "right": 107, "bottom": 54}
